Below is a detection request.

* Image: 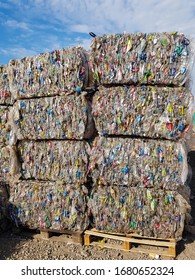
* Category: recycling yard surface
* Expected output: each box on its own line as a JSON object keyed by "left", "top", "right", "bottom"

{"left": 0, "top": 229, "right": 195, "bottom": 260}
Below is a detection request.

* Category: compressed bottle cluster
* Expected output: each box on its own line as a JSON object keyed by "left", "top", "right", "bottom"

{"left": 92, "top": 86, "right": 193, "bottom": 140}
{"left": 0, "top": 106, "right": 11, "bottom": 145}
{"left": 17, "top": 140, "right": 90, "bottom": 183}
{"left": 89, "top": 32, "right": 194, "bottom": 86}
{"left": 11, "top": 94, "right": 94, "bottom": 140}
{"left": 0, "top": 33, "right": 194, "bottom": 240}
{"left": 0, "top": 65, "right": 14, "bottom": 230}
{"left": 88, "top": 185, "right": 190, "bottom": 239}
{"left": 9, "top": 181, "right": 89, "bottom": 231}
{"left": 89, "top": 137, "right": 187, "bottom": 189}
{"left": 87, "top": 32, "right": 194, "bottom": 239}
{"left": 8, "top": 47, "right": 90, "bottom": 99}
{"left": 0, "top": 46, "right": 94, "bottom": 232}
{"left": 0, "top": 65, "right": 13, "bottom": 105}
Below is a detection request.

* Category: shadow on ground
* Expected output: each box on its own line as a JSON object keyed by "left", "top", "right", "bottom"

{"left": 0, "top": 223, "right": 33, "bottom": 260}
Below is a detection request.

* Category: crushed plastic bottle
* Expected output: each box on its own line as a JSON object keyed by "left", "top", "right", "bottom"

{"left": 9, "top": 180, "right": 89, "bottom": 231}
{"left": 92, "top": 85, "right": 194, "bottom": 140}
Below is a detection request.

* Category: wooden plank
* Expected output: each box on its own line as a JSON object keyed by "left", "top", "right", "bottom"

{"left": 89, "top": 229, "right": 175, "bottom": 242}
{"left": 91, "top": 228, "right": 127, "bottom": 236}
{"left": 40, "top": 231, "right": 50, "bottom": 239}
{"left": 84, "top": 230, "right": 175, "bottom": 247}
{"left": 168, "top": 245, "right": 176, "bottom": 257}
{"left": 72, "top": 233, "right": 83, "bottom": 244}
{"left": 39, "top": 228, "right": 83, "bottom": 236}
{"left": 126, "top": 233, "right": 175, "bottom": 242}
{"left": 12, "top": 226, "right": 84, "bottom": 244}
{"left": 32, "top": 229, "right": 84, "bottom": 245}
{"left": 88, "top": 242, "right": 175, "bottom": 257}
{"left": 84, "top": 234, "right": 91, "bottom": 246}
{"left": 124, "top": 241, "right": 131, "bottom": 251}
{"left": 89, "top": 241, "right": 123, "bottom": 251}
{"left": 84, "top": 229, "right": 176, "bottom": 258}
{"left": 126, "top": 238, "right": 174, "bottom": 247}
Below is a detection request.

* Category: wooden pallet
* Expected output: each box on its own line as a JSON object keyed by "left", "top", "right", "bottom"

{"left": 34, "top": 228, "right": 84, "bottom": 245}
{"left": 84, "top": 228, "right": 176, "bottom": 258}
{"left": 19, "top": 227, "right": 84, "bottom": 245}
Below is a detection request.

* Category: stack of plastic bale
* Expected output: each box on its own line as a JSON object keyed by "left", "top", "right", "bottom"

{"left": 0, "top": 65, "right": 15, "bottom": 232}
{"left": 88, "top": 32, "right": 194, "bottom": 240}
{"left": 7, "top": 47, "right": 95, "bottom": 232}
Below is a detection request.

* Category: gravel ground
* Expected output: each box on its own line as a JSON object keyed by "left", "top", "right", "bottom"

{"left": 0, "top": 229, "right": 195, "bottom": 260}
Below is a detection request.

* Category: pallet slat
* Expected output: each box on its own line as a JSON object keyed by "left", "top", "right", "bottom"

{"left": 20, "top": 228, "right": 84, "bottom": 245}
{"left": 84, "top": 229, "right": 176, "bottom": 258}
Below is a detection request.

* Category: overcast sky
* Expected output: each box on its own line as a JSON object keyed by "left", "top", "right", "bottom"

{"left": 1, "top": 0, "right": 195, "bottom": 96}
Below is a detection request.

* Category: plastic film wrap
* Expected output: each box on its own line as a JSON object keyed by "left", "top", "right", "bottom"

{"left": 0, "top": 65, "right": 13, "bottom": 105}
{"left": 88, "top": 185, "right": 190, "bottom": 239}
{"left": 0, "top": 106, "right": 11, "bottom": 145}
{"left": 90, "top": 32, "right": 194, "bottom": 86}
{"left": 89, "top": 137, "right": 188, "bottom": 189}
{"left": 9, "top": 180, "right": 89, "bottom": 231}
{"left": 11, "top": 94, "right": 95, "bottom": 141}
{"left": 8, "top": 47, "right": 89, "bottom": 99}
{"left": 92, "top": 86, "right": 194, "bottom": 140}
{"left": 17, "top": 140, "right": 90, "bottom": 183}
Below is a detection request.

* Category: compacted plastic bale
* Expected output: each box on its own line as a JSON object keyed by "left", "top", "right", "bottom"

{"left": 0, "top": 65, "right": 13, "bottom": 105}
{"left": 8, "top": 47, "right": 90, "bottom": 99}
{"left": 88, "top": 185, "right": 190, "bottom": 239}
{"left": 0, "top": 146, "right": 10, "bottom": 181}
{"left": 0, "top": 145, "right": 19, "bottom": 182}
{"left": 89, "top": 137, "right": 188, "bottom": 190}
{"left": 9, "top": 180, "right": 89, "bottom": 231}
{"left": 0, "top": 106, "right": 11, "bottom": 145}
{"left": 89, "top": 32, "right": 194, "bottom": 86}
{"left": 11, "top": 94, "right": 94, "bottom": 141}
{"left": 92, "top": 86, "right": 194, "bottom": 140}
{"left": 17, "top": 140, "right": 90, "bottom": 183}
